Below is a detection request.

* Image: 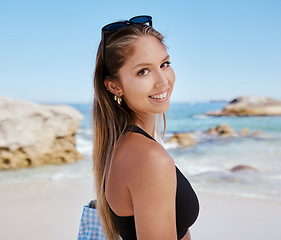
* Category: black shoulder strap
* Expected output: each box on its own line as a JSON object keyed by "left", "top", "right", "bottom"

{"left": 127, "top": 125, "right": 156, "bottom": 142}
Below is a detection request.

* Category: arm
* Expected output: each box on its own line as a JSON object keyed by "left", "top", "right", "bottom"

{"left": 182, "top": 229, "right": 191, "bottom": 240}
{"left": 128, "top": 143, "right": 177, "bottom": 240}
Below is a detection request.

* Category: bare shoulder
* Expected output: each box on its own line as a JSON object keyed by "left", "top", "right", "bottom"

{"left": 118, "top": 131, "right": 176, "bottom": 182}
{"left": 118, "top": 131, "right": 177, "bottom": 198}
{"left": 119, "top": 132, "right": 178, "bottom": 239}
{"left": 107, "top": 131, "right": 176, "bottom": 219}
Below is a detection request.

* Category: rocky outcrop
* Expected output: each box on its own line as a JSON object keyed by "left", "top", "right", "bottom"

{"left": 205, "top": 124, "right": 261, "bottom": 137}
{"left": 167, "top": 124, "right": 263, "bottom": 149}
{"left": 0, "top": 96, "right": 83, "bottom": 169}
{"left": 166, "top": 133, "right": 195, "bottom": 148}
{"left": 238, "top": 127, "right": 250, "bottom": 136}
{"left": 205, "top": 124, "right": 235, "bottom": 136}
{"left": 206, "top": 96, "right": 281, "bottom": 116}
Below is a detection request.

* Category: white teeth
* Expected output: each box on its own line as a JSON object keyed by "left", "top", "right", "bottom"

{"left": 150, "top": 91, "right": 167, "bottom": 99}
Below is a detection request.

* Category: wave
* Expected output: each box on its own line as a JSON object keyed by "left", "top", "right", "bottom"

{"left": 76, "top": 135, "right": 92, "bottom": 155}
{"left": 77, "top": 128, "right": 92, "bottom": 136}
{"left": 193, "top": 114, "right": 211, "bottom": 119}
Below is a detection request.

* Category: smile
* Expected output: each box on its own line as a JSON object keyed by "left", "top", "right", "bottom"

{"left": 149, "top": 89, "right": 169, "bottom": 100}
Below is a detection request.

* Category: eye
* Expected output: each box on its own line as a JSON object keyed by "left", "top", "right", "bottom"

{"left": 161, "top": 61, "right": 171, "bottom": 68}
{"left": 137, "top": 68, "right": 149, "bottom": 76}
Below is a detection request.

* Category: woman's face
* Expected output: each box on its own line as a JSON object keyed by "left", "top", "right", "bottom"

{"left": 118, "top": 35, "right": 175, "bottom": 117}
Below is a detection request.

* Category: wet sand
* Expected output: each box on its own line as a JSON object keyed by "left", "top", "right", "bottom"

{"left": 1, "top": 177, "right": 281, "bottom": 240}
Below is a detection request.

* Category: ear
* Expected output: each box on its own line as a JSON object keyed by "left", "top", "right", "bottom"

{"left": 104, "top": 77, "right": 124, "bottom": 96}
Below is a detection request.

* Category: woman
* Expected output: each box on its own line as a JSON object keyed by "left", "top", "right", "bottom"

{"left": 92, "top": 16, "right": 199, "bottom": 240}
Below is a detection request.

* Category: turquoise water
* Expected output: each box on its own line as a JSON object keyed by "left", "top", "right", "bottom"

{"left": 166, "top": 102, "right": 281, "bottom": 134}
{"left": 72, "top": 102, "right": 281, "bottom": 200}
{"left": 2, "top": 102, "right": 281, "bottom": 200}
{"left": 72, "top": 102, "right": 281, "bottom": 134}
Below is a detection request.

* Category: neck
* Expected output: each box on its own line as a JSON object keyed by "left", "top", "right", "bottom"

{"left": 135, "top": 114, "right": 156, "bottom": 138}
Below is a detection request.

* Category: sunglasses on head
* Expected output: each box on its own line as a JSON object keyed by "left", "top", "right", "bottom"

{"left": 101, "top": 15, "right": 153, "bottom": 74}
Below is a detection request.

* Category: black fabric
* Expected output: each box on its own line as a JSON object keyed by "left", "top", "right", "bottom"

{"left": 109, "top": 126, "right": 199, "bottom": 240}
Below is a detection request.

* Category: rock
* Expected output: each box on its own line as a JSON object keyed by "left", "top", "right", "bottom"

{"left": 238, "top": 127, "right": 250, "bottom": 136}
{"left": 205, "top": 124, "right": 234, "bottom": 136}
{"left": 206, "top": 125, "right": 263, "bottom": 137}
{"left": 205, "top": 127, "right": 217, "bottom": 135}
{"left": 166, "top": 133, "right": 196, "bottom": 147}
{"left": 215, "top": 124, "right": 234, "bottom": 136}
{"left": 252, "top": 131, "right": 262, "bottom": 136}
{"left": 230, "top": 165, "right": 258, "bottom": 172}
{"left": 206, "top": 96, "right": 281, "bottom": 116}
{"left": 0, "top": 96, "right": 83, "bottom": 169}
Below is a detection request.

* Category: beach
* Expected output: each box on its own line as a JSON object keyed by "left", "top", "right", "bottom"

{"left": 193, "top": 191, "right": 281, "bottom": 240}
{"left": 2, "top": 0, "right": 281, "bottom": 238}
{"left": 1, "top": 175, "right": 281, "bottom": 240}
{"left": 1, "top": 102, "right": 281, "bottom": 239}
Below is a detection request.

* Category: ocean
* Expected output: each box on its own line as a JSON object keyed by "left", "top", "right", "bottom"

{"left": 1, "top": 102, "right": 281, "bottom": 200}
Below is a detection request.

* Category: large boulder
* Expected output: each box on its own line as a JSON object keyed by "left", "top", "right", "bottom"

{"left": 206, "top": 96, "right": 281, "bottom": 116}
{"left": 0, "top": 96, "right": 83, "bottom": 169}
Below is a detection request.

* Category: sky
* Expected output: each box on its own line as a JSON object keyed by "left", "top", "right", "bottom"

{"left": 0, "top": 0, "right": 280, "bottom": 103}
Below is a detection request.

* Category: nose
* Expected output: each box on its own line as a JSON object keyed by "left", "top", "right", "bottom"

{"left": 154, "top": 70, "right": 168, "bottom": 89}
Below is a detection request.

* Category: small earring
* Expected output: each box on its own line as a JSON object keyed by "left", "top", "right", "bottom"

{"left": 114, "top": 95, "right": 122, "bottom": 105}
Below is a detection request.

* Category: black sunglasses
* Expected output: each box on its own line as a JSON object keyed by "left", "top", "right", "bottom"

{"left": 101, "top": 15, "right": 153, "bottom": 74}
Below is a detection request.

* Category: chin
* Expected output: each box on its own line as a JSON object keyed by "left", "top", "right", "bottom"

{"left": 155, "top": 102, "right": 171, "bottom": 114}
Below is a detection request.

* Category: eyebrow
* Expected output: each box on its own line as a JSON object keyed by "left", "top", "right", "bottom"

{"left": 132, "top": 55, "right": 170, "bottom": 69}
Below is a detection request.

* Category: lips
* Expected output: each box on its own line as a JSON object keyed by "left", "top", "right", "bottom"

{"left": 149, "top": 89, "right": 168, "bottom": 100}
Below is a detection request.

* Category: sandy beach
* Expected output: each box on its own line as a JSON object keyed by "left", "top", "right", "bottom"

{"left": 1, "top": 176, "right": 281, "bottom": 240}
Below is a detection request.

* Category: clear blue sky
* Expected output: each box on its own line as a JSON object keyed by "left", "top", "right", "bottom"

{"left": 0, "top": 0, "right": 280, "bottom": 103}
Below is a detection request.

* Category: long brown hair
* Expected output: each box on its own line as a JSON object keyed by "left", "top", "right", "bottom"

{"left": 92, "top": 24, "right": 166, "bottom": 240}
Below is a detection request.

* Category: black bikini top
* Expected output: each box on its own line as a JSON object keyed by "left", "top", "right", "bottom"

{"left": 109, "top": 126, "right": 199, "bottom": 240}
